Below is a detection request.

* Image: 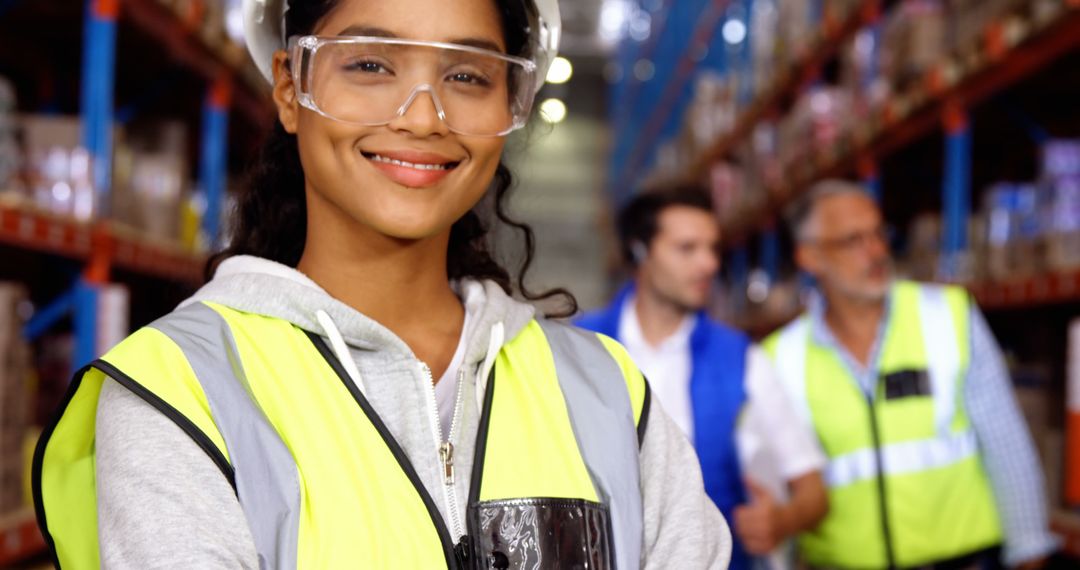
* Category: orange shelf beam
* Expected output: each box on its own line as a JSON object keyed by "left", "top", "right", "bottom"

{"left": 969, "top": 268, "right": 1080, "bottom": 310}
{"left": 0, "top": 509, "right": 45, "bottom": 566}
{"left": 733, "top": 269, "right": 1080, "bottom": 338}
{"left": 0, "top": 200, "right": 205, "bottom": 284}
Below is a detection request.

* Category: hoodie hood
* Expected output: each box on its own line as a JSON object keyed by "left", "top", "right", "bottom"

{"left": 179, "top": 255, "right": 536, "bottom": 372}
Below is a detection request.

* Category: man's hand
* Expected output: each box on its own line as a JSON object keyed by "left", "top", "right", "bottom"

{"left": 733, "top": 479, "right": 790, "bottom": 555}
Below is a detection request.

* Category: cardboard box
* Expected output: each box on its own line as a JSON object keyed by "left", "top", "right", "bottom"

{"left": 0, "top": 284, "right": 31, "bottom": 514}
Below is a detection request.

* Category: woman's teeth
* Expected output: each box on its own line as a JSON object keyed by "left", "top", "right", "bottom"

{"left": 368, "top": 154, "right": 451, "bottom": 171}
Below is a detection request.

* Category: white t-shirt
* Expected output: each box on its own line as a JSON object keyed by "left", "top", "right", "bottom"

{"left": 618, "top": 297, "right": 825, "bottom": 490}
{"left": 433, "top": 311, "right": 471, "bottom": 438}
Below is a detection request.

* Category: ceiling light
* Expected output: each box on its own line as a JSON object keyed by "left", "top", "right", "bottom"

{"left": 722, "top": 19, "right": 747, "bottom": 45}
{"left": 540, "top": 98, "right": 567, "bottom": 124}
{"left": 547, "top": 57, "right": 573, "bottom": 84}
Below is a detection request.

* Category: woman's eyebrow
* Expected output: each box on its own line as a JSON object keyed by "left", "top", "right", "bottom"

{"left": 334, "top": 25, "right": 505, "bottom": 53}
{"left": 337, "top": 25, "right": 398, "bottom": 38}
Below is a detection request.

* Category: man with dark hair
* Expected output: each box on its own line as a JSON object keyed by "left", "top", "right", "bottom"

{"left": 764, "top": 179, "right": 1057, "bottom": 569}
{"left": 578, "top": 187, "right": 829, "bottom": 570}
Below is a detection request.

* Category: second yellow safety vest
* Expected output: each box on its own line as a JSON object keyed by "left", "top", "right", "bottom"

{"left": 764, "top": 281, "right": 1001, "bottom": 568}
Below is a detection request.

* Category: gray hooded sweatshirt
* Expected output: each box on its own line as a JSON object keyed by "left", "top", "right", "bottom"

{"left": 93, "top": 256, "right": 731, "bottom": 568}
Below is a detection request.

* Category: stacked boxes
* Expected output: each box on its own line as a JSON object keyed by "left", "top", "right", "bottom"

{"left": 0, "top": 284, "right": 31, "bottom": 514}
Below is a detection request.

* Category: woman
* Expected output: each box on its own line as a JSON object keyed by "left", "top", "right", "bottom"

{"left": 34, "top": 0, "right": 731, "bottom": 567}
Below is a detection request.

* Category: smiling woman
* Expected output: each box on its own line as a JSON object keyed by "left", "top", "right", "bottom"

{"left": 32, "top": 0, "right": 733, "bottom": 568}
{"left": 220, "top": 0, "right": 568, "bottom": 312}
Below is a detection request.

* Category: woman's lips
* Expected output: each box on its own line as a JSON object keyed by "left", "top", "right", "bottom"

{"left": 362, "top": 151, "right": 461, "bottom": 188}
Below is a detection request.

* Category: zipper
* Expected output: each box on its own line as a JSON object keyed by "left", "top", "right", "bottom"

{"left": 866, "top": 393, "right": 896, "bottom": 569}
{"left": 420, "top": 362, "right": 469, "bottom": 544}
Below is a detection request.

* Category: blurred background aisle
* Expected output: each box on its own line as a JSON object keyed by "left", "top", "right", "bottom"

{"left": 0, "top": 0, "right": 1079, "bottom": 566}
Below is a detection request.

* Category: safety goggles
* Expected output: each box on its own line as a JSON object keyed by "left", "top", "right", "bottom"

{"left": 287, "top": 36, "right": 539, "bottom": 137}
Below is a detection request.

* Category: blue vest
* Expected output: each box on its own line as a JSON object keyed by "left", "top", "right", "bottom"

{"left": 576, "top": 284, "right": 752, "bottom": 569}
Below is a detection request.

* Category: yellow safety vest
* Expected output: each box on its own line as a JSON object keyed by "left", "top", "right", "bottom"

{"left": 764, "top": 281, "right": 1001, "bottom": 568}
{"left": 34, "top": 301, "right": 650, "bottom": 569}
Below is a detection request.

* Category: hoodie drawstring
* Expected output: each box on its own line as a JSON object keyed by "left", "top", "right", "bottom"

{"left": 315, "top": 309, "right": 368, "bottom": 398}
{"left": 315, "top": 309, "right": 503, "bottom": 408}
{"left": 475, "top": 321, "right": 504, "bottom": 410}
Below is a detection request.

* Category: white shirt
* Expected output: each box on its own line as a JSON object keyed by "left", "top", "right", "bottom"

{"left": 433, "top": 310, "right": 471, "bottom": 438}
{"left": 619, "top": 299, "right": 824, "bottom": 568}
{"left": 619, "top": 298, "right": 697, "bottom": 437}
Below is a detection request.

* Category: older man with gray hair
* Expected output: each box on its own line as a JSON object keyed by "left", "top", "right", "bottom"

{"left": 762, "top": 180, "right": 1057, "bottom": 569}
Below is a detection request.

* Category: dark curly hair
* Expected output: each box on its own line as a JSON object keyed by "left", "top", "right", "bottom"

{"left": 208, "top": 0, "right": 577, "bottom": 317}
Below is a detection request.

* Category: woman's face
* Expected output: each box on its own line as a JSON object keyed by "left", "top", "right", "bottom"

{"left": 272, "top": 0, "right": 509, "bottom": 241}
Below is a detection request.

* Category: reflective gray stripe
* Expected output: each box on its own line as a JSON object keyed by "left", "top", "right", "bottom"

{"left": 825, "top": 429, "right": 978, "bottom": 488}
{"left": 150, "top": 303, "right": 300, "bottom": 570}
{"left": 917, "top": 285, "right": 962, "bottom": 437}
{"left": 537, "top": 319, "right": 643, "bottom": 570}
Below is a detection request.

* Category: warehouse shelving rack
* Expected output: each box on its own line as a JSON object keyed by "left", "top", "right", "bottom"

{"left": 662, "top": 1, "right": 1080, "bottom": 332}
{"left": 0, "top": 0, "right": 272, "bottom": 563}
{"left": 706, "top": 2, "right": 1080, "bottom": 244}
{"left": 734, "top": 2, "right": 1080, "bottom": 336}
{"left": 630, "top": 0, "right": 1080, "bottom": 556}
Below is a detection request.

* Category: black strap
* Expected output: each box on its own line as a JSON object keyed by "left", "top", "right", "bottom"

{"left": 636, "top": 378, "right": 652, "bottom": 447}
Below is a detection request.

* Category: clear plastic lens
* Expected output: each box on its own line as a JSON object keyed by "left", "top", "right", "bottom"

{"left": 291, "top": 36, "right": 537, "bottom": 137}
